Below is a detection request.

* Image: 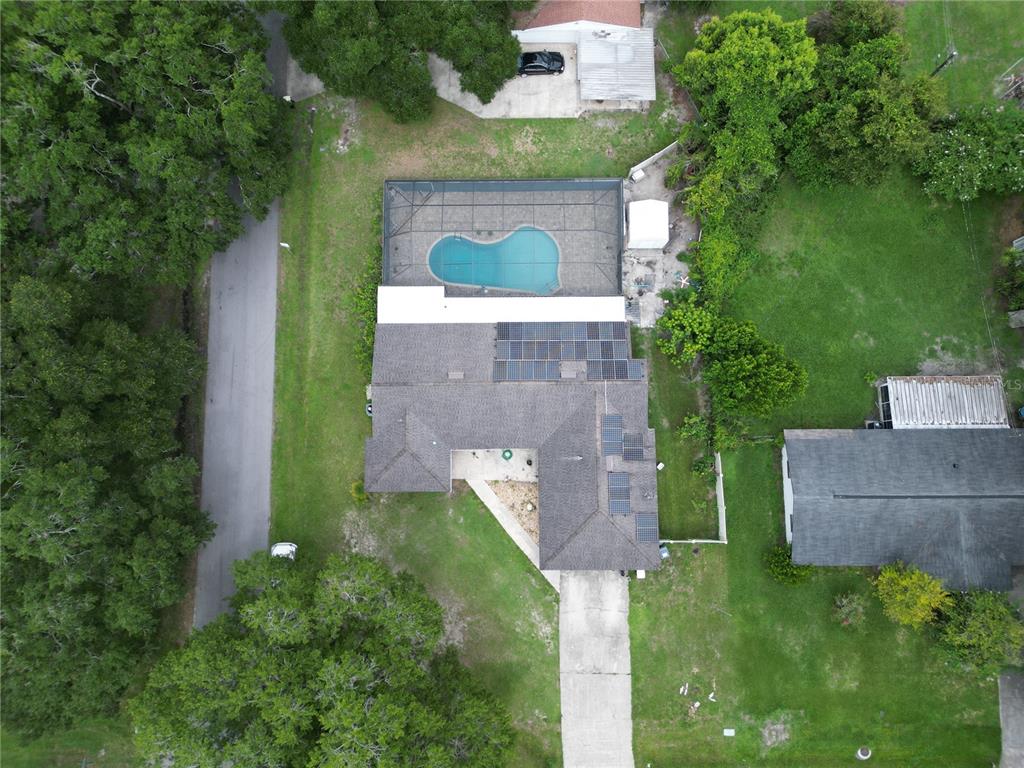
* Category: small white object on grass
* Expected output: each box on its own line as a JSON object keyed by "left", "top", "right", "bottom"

{"left": 723, "top": 728, "right": 735, "bottom": 737}
{"left": 636, "top": 569, "right": 646, "bottom": 579}
{"left": 280, "top": 242, "right": 291, "bottom": 249}
{"left": 708, "top": 691, "right": 716, "bottom": 702}
{"left": 656, "top": 461, "right": 665, "bottom": 471}
{"left": 679, "top": 683, "right": 688, "bottom": 696}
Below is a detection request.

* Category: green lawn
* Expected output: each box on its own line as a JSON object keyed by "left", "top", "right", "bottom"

{"left": 632, "top": 446, "right": 1001, "bottom": 766}
{"left": 905, "top": 0, "right": 1024, "bottom": 107}
{"left": 270, "top": 96, "right": 679, "bottom": 765}
{"left": 633, "top": 329, "right": 718, "bottom": 540}
{"left": 730, "top": 170, "right": 1022, "bottom": 432}
{"left": 1, "top": 719, "right": 136, "bottom": 768}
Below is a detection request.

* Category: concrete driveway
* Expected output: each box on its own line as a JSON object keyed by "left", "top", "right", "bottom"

{"left": 560, "top": 571, "right": 635, "bottom": 768}
{"left": 429, "top": 44, "right": 581, "bottom": 118}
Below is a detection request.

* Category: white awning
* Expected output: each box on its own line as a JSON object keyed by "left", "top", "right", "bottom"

{"left": 627, "top": 200, "right": 669, "bottom": 250}
{"left": 377, "top": 286, "right": 626, "bottom": 324}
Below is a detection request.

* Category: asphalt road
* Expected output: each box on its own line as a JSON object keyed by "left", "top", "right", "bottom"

{"left": 192, "top": 205, "right": 280, "bottom": 628}
{"left": 192, "top": 14, "right": 289, "bottom": 629}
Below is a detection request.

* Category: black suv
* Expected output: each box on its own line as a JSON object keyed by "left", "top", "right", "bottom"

{"left": 517, "top": 50, "right": 565, "bottom": 76}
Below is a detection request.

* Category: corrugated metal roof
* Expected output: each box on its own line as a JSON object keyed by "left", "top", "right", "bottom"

{"left": 578, "top": 28, "right": 655, "bottom": 101}
{"left": 885, "top": 375, "right": 1009, "bottom": 429}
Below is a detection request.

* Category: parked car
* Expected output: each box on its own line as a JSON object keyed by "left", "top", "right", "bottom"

{"left": 517, "top": 50, "right": 564, "bottom": 76}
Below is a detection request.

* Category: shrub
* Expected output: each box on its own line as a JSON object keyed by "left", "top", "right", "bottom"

{"left": 940, "top": 591, "right": 1024, "bottom": 675}
{"left": 691, "top": 454, "right": 716, "bottom": 477}
{"left": 350, "top": 480, "right": 369, "bottom": 506}
{"left": 832, "top": 592, "right": 867, "bottom": 628}
{"left": 764, "top": 544, "right": 813, "bottom": 585}
{"left": 875, "top": 563, "right": 951, "bottom": 629}
{"left": 995, "top": 248, "right": 1024, "bottom": 312}
{"left": 676, "top": 414, "right": 712, "bottom": 445}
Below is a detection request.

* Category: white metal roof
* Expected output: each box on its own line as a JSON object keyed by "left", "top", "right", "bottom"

{"left": 578, "top": 28, "right": 656, "bottom": 101}
{"left": 883, "top": 375, "right": 1010, "bottom": 429}
{"left": 627, "top": 199, "right": 669, "bottom": 249}
{"left": 377, "top": 286, "right": 625, "bottom": 324}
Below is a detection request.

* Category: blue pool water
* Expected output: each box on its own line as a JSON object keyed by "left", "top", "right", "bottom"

{"left": 428, "top": 226, "right": 559, "bottom": 294}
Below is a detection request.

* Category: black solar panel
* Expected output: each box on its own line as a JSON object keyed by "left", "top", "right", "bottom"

{"left": 636, "top": 513, "right": 659, "bottom": 543}
{"left": 610, "top": 498, "right": 631, "bottom": 514}
{"left": 608, "top": 471, "right": 631, "bottom": 514}
{"left": 627, "top": 360, "right": 644, "bottom": 380}
{"left": 623, "top": 433, "right": 644, "bottom": 461}
{"left": 608, "top": 471, "right": 629, "bottom": 488}
{"left": 602, "top": 417, "right": 624, "bottom": 456}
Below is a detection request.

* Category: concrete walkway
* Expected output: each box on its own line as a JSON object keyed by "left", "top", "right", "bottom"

{"left": 560, "top": 571, "right": 635, "bottom": 768}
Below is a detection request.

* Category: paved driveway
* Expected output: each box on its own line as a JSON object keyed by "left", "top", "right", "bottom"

{"left": 429, "top": 44, "right": 581, "bottom": 118}
{"left": 192, "top": 205, "right": 280, "bottom": 627}
{"left": 560, "top": 571, "right": 635, "bottom": 768}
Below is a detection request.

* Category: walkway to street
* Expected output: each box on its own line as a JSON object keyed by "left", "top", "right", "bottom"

{"left": 559, "top": 571, "right": 635, "bottom": 768}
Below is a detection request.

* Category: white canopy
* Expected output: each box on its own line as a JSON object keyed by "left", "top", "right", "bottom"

{"left": 627, "top": 200, "right": 669, "bottom": 250}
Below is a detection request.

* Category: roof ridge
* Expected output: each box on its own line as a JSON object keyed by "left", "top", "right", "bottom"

{"left": 401, "top": 409, "right": 450, "bottom": 489}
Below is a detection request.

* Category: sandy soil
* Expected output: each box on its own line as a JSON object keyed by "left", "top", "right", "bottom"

{"left": 488, "top": 480, "right": 540, "bottom": 544}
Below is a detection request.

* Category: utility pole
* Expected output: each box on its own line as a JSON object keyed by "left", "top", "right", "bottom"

{"left": 930, "top": 49, "right": 958, "bottom": 77}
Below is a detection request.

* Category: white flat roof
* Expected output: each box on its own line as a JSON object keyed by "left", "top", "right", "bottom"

{"left": 376, "top": 285, "right": 625, "bottom": 324}
{"left": 627, "top": 199, "right": 669, "bottom": 249}
{"left": 883, "top": 375, "right": 1009, "bottom": 429}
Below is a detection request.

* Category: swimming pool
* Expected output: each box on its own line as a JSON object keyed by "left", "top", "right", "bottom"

{"left": 428, "top": 226, "right": 559, "bottom": 294}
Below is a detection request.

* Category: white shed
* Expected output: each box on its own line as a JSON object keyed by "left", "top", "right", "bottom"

{"left": 627, "top": 200, "right": 669, "bottom": 250}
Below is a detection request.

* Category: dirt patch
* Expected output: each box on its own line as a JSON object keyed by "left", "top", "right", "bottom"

{"left": 917, "top": 335, "right": 995, "bottom": 375}
{"left": 761, "top": 717, "right": 790, "bottom": 748}
{"left": 530, "top": 606, "right": 556, "bottom": 654}
{"left": 341, "top": 509, "right": 385, "bottom": 561}
{"left": 488, "top": 480, "right": 539, "bottom": 543}
{"left": 437, "top": 589, "right": 468, "bottom": 647}
{"left": 513, "top": 126, "right": 540, "bottom": 154}
{"left": 999, "top": 195, "right": 1023, "bottom": 245}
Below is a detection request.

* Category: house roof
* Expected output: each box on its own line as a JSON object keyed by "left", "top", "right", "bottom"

{"left": 882, "top": 375, "right": 1009, "bottom": 429}
{"left": 365, "top": 322, "right": 661, "bottom": 571}
{"left": 520, "top": 0, "right": 642, "bottom": 30}
{"left": 785, "top": 428, "right": 1024, "bottom": 590}
{"left": 578, "top": 27, "right": 656, "bottom": 101}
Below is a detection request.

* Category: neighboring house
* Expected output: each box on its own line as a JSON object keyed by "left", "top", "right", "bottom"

{"left": 782, "top": 428, "right": 1024, "bottom": 590}
{"left": 364, "top": 179, "right": 662, "bottom": 572}
{"left": 514, "top": 0, "right": 656, "bottom": 104}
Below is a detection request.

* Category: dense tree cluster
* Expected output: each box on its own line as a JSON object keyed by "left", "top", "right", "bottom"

{"left": 787, "top": 2, "right": 945, "bottom": 188}
{"left": 1, "top": 0, "right": 288, "bottom": 733}
{"left": 275, "top": 0, "right": 523, "bottom": 123}
{"left": 131, "top": 553, "right": 513, "bottom": 766}
{"left": 657, "top": 295, "right": 807, "bottom": 417}
{"left": 939, "top": 591, "right": 1024, "bottom": 675}
{"left": 2, "top": 1, "right": 289, "bottom": 285}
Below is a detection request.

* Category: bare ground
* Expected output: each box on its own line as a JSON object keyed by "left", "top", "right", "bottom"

{"left": 488, "top": 480, "right": 540, "bottom": 543}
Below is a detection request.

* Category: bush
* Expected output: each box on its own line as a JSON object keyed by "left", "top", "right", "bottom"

{"left": 995, "top": 248, "right": 1024, "bottom": 312}
{"left": 875, "top": 563, "right": 951, "bottom": 629}
{"left": 350, "top": 480, "right": 369, "bottom": 506}
{"left": 691, "top": 454, "right": 716, "bottom": 477}
{"left": 940, "top": 591, "right": 1024, "bottom": 675}
{"left": 676, "top": 414, "right": 712, "bottom": 445}
{"left": 832, "top": 592, "right": 867, "bottom": 628}
{"left": 764, "top": 544, "right": 813, "bottom": 584}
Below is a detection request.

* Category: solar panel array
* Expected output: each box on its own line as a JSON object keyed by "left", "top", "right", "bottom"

{"left": 493, "top": 322, "right": 644, "bottom": 382}
{"left": 608, "top": 472, "right": 631, "bottom": 514}
{"left": 602, "top": 415, "right": 623, "bottom": 456}
{"left": 635, "top": 513, "right": 659, "bottom": 543}
{"left": 623, "top": 433, "right": 644, "bottom": 461}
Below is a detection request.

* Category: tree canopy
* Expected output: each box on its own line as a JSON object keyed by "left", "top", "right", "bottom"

{"left": 130, "top": 553, "right": 513, "bottom": 767}
{"left": 939, "top": 591, "right": 1024, "bottom": 676}
{"left": 1, "top": 0, "right": 289, "bottom": 285}
{"left": 787, "top": 0, "right": 944, "bottom": 188}
{"left": 276, "top": 0, "right": 521, "bottom": 123}
{"left": 875, "top": 563, "right": 951, "bottom": 629}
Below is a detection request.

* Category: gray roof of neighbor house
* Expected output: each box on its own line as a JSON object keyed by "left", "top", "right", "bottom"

{"left": 785, "top": 428, "right": 1024, "bottom": 590}
{"left": 365, "top": 323, "right": 661, "bottom": 571}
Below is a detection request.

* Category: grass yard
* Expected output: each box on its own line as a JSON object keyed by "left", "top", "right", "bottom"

{"left": 1, "top": 719, "right": 136, "bottom": 768}
{"left": 633, "top": 330, "right": 718, "bottom": 540}
{"left": 730, "top": 170, "right": 1023, "bottom": 432}
{"left": 905, "top": 1, "right": 1024, "bottom": 107}
{"left": 632, "top": 446, "right": 1001, "bottom": 766}
{"left": 270, "top": 96, "right": 679, "bottom": 765}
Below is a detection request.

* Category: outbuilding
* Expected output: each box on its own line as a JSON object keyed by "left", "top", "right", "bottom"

{"left": 627, "top": 199, "right": 669, "bottom": 250}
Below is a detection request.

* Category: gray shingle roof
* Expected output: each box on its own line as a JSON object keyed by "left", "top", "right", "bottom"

{"left": 365, "top": 323, "right": 661, "bottom": 571}
{"left": 785, "top": 428, "right": 1024, "bottom": 590}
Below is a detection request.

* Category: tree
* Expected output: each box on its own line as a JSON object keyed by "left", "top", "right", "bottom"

{"left": 655, "top": 293, "right": 717, "bottom": 366}
{"left": 914, "top": 105, "right": 1024, "bottom": 202}
{"left": 786, "top": 28, "right": 944, "bottom": 188}
{"left": 276, "top": 1, "right": 520, "bottom": 124}
{"left": 875, "top": 563, "right": 951, "bottom": 629}
{"left": 130, "top": 553, "right": 513, "bottom": 767}
{"left": 0, "top": 1, "right": 289, "bottom": 285}
{"left": 940, "top": 591, "right": 1024, "bottom": 675}
{"left": 807, "top": 0, "right": 900, "bottom": 48}
{"left": 703, "top": 318, "right": 807, "bottom": 417}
